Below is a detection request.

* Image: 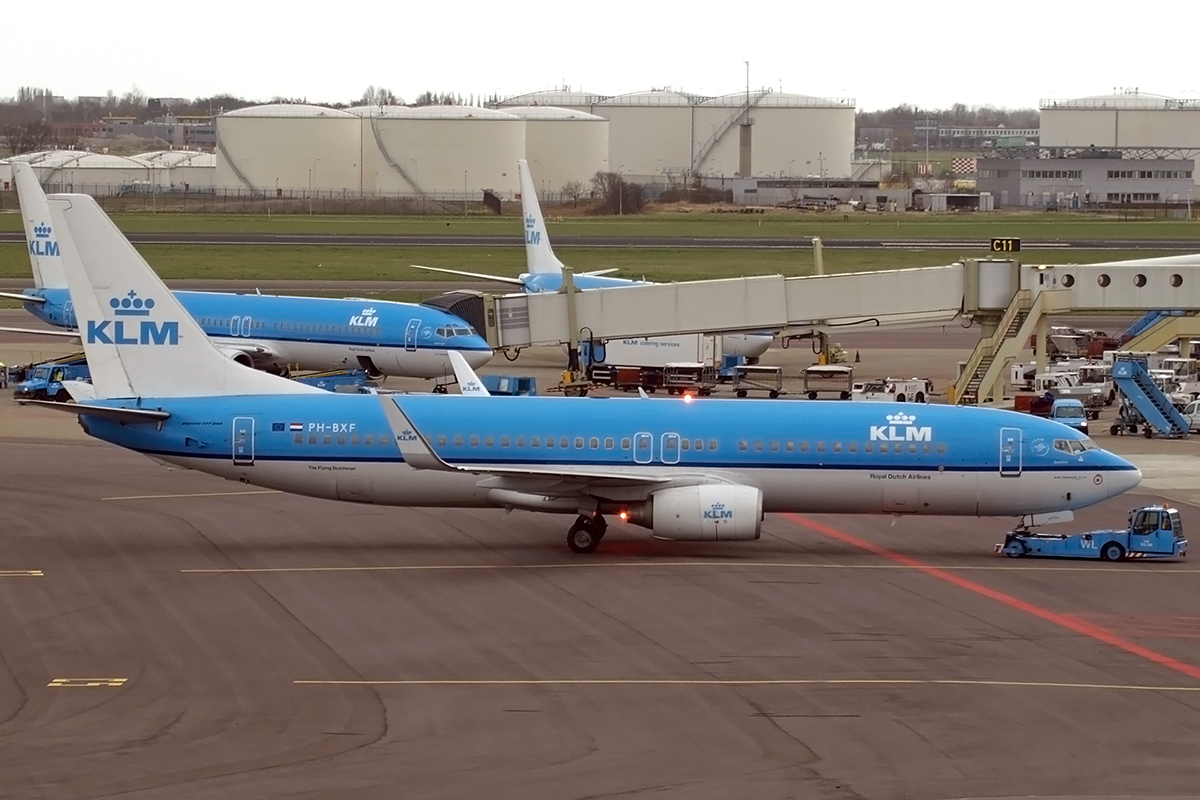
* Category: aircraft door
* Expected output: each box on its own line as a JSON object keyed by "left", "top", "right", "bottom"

{"left": 230, "top": 316, "right": 241, "bottom": 337}
{"left": 999, "top": 427, "right": 1022, "bottom": 476}
{"left": 634, "top": 432, "right": 653, "bottom": 464}
{"left": 63, "top": 300, "right": 76, "bottom": 329}
{"left": 242, "top": 316, "right": 252, "bottom": 337}
{"left": 405, "top": 318, "right": 421, "bottom": 352}
{"left": 232, "top": 417, "right": 255, "bottom": 466}
{"left": 660, "top": 433, "right": 680, "bottom": 464}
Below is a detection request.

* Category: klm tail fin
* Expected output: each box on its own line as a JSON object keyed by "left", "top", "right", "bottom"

{"left": 48, "top": 194, "right": 320, "bottom": 399}
{"left": 13, "top": 163, "right": 66, "bottom": 289}
{"left": 448, "top": 350, "right": 490, "bottom": 396}
{"left": 517, "top": 159, "right": 567, "bottom": 276}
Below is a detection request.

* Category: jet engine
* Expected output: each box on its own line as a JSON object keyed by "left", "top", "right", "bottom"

{"left": 620, "top": 484, "right": 762, "bottom": 541}
{"left": 215, "top": 347, "right": 255, "bottom": 368}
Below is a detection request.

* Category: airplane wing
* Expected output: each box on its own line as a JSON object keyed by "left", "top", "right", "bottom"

{"left": 0, "top": 326, "right": 79, "bottom": 338}
{"left": 410, "top": 264, "right": 527, "bottom": 286}
{"left": 0, "top": 291, "right": 45, "bottom": 304}
{"left": 15, "top": 399, "right": 171, "bottom": 422}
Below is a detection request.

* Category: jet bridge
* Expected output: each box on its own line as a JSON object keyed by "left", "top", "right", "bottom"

{"left": 425, "top": 255, "right": 1200, "bottom": 405}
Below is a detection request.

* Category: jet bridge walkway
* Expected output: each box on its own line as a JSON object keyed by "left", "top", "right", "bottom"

{"left": 427, "top": 255, "right": 1200, "bottom": 407}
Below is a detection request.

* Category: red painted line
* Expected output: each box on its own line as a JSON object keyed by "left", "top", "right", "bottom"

{"left": 785, "top": 513, "right": 1200, "bottom": 683}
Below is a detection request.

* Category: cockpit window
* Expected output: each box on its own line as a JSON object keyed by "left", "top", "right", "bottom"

{"left": 1053, "top": 438, "right": 1095, "bottom": 455}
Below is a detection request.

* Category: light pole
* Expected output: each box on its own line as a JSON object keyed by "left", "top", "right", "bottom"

{"left": 818, "top": 151, "right": 825, "bottom": 186}
{"left": 788, "top": 158, "right": 796, "bottom": 177}
{"left": 616, "top": 164, "right": 625, "bottom": 215}
{"left": 308, "top": 168, "right": 312, "bottom": 214}
{"left": 463, "top": 170, "right": 468, "bottom": 216}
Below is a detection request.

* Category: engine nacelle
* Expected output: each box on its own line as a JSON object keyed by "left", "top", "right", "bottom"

{"left": 622, "top": 484, "right": 762, "bottom": 541}
{"left": 216, "top": 347, "right": 254, "bottom": 368}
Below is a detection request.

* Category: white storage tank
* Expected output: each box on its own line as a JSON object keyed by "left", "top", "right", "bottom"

{"left": 11, "top": 150, "right": 153, "bottom": 193}
{"left": 0, "top": 159, "right": 10, "bottom": 191}
{"left": 593, "top": 90, "right": 695, "bottom": 179}
{"left": 354, "top": 105, "right": 523, "bottom": 196}
{"left": 502, "top": 106, "right": 608, "bottom": 193}
{"left": 693, "top": 92, "right": 855, "bottom": 178}
{"left": 496, "top": 90, "right": 606, "bottom": 115}
{"left": 1041, "top": 91, "right": 1200, "bottom": 151}
{"left": 215, "top": 104, "right": 361, "bottom": 193}
{"left": 136, "top": 150, "right": 216, "bottom": 189}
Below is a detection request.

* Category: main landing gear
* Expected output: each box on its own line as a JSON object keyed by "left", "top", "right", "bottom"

{"left": 567, "top": 514, "right": 607, "bottom": 554}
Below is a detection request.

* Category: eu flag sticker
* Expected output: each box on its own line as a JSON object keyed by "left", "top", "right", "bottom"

{"left": 271, "top": 422, "right": 285, "bottom": 432}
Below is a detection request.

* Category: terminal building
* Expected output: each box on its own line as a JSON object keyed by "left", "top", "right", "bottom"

{"left": 976, "top": 151, "right": 1195, "bottom": 208}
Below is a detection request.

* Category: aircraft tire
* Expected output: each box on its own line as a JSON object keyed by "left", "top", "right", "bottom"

{"left": 567, "top": 517, "right": 602, "bottom": 554}
{"left": 736, "top": 389, "right": 748, "bottom": 398}
{"left": 1101, "top": 542, "right": 1124, "bottom": 562}
{"left": 53, "top": 390, "right": 69, "bottom": 402}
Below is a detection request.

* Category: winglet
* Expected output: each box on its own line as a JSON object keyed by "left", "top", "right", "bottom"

{"left": 13, "top": 163, "right": 67, "bottom": 289}
{"left": 449, "top": 350, "right": 490, "bottom": 396}
{"left": 517, "top": 159, "right": 568, "bottom": 276}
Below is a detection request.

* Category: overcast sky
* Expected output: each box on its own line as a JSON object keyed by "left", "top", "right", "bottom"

{"left": 7, "top": 0, "right": 1198, "bottom": 112}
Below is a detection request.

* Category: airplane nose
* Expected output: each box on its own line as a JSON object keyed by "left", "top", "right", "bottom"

{"left": 1107, "top": 464, "right": 1142, "bottom": 499}
{"left": 463, "top": 347, "right": 493, "bottom": 369}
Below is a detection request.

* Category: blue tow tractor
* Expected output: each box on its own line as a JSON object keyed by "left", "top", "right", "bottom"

{"left": 997, "top": 506, "right": 1187, "bottom": 561}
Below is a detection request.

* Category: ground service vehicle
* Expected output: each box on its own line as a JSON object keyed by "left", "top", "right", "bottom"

{"left": 802, "top": 364, "right": 853, "bottom": 399}
{"left": 12, "top": 353, "right": 90, "bottom": 401}
{"left": 732, "top": 365, "right": 784, "bottom": 398}
{"left": 998, "top": 506, "right": 1187, "bottom": 560}
{"left": 584, "top": 335, "right": 723, "bottom": 395}
{"left": 1013, "top": 395, "right": 1089, "bottom": 433}
{"left": 851, "top": 377, "right": 931, "bottom": 403}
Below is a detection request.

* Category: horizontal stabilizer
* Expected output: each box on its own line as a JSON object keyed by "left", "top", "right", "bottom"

{"left": 409, "top": 264, "right": 526, "bottom": 286}
{"left": 0, "top": 291, "right": 45, "bottom": 304}
{"left": 15, "top": 399, "right": 170, "bottom": 422}
{"left": 0, "top": 326, "right": 78, "bottom": 338}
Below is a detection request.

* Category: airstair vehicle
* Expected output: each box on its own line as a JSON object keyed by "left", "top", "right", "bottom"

{"left": 1110, "top": 357, "right": 1191, "bottom": 438}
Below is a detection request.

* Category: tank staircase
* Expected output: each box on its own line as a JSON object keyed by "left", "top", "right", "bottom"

{"left": 214, "top": 129, "right": 259, "bottom": 195}
{"left": 1111, "top": 357, "right": 1190, "bottom": 438}
{"left": 691, "top": 90, "right": 769, "bottom": 174}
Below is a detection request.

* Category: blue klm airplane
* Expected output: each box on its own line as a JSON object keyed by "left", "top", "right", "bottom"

{"left": 413, "top": 159, "right": 775, "bottom": 360}
{"left": 30, "top": 191, "right": 1142, "bottom": 554}
{"left": 0, "top": 163, "right": 492, "bottom": 382}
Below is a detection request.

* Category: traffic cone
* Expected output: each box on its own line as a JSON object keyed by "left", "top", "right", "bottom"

{"left": 855, "top": 350, "right": 860, "bottom": 363}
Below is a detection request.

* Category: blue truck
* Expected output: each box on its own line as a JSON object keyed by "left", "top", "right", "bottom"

{"left": 12, "top": 353, "right": 90, "bottom": 402}
{"left": 997, "top": 506, "right": 1187, "bottom": 561}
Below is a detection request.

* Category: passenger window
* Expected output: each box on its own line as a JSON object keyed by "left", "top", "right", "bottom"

{"left": 517, "top": 437, "right": 525, "bottom": 447}
{"left": 694, "top": 439, "right": 702, "bottom": 451}
{"left": 908, "top": 443, "right": 916, "bottom": 454}
{"left": 800, "top": 441, "right": 809, "bottom": 452}
{"left": 922, "top": 443, "right": 931, "bottom": 454}
{"left": 622, "top": 438, "right": 632, "bottom": 450}
{"left": 575, "top": 437, "right": 584, "bottom": 449}
{"left": 438, "top": 435, "right": 446, "bottom": 446}
{"left": 323, "top": 434, "right": 331, "bottom": 445}
{"left": 309, "top": 434, "right": 317, "bottom": 444}
{"left": 561, "top": 437, "right": 569, "bottom": 448}
{"left": 337, "top": 434, "right": 345, "bottom": 445}
{"left": 770, "top": 441, "right": 779, "bottom": 452}
{"left": 294, "top": 433, "right": 302, "bottom": 445}
{"left": 470, "top": 436, "right": 479, "bottom": 447}
{"left": 501, "top": 436, "right": 510, "bottom": 447}
{"left": 817, "top": 442, "right": 825, "bottom": 453}
{"left": 786, "top": 441, "right": 794, "bottom": 452}
{"left": 605, "top": 437, "right": 614, "bottom": 449}
{"left": 485, "top": 436, "right": 494, "bottom": 447}
{"left": 879, "top": 443, "right": 888, "bottom": 453}
{"left": 380, "top": 435, "right": 389, "bottom": 446}
{"left": 366, "top": 435, "right": 374, "bottom": 446}
{"left": 681, "top": 439, "right": 690, "bottom": 451}
{"left": 590, "top": 437, "right": 599, "bottom": 449}
{"left": 937, "top": 443, "right": 946, "bottom": 454}
{"left": 453, "top": 435, "right": 462, "bottom": 447}
{"left": 833, "top": 442, "right": 842, "bottom": 453}
{"left": 739, "top": 440, "right": 748, "bottom": 451}
{"left": 708, "top": 439, "right": 717, "bottom": 451}
{"left": 546, "top": 437, "right": 554, "bottom": 448}
{"left": 531, "top": 436, "right": 539, "bottom": 447}
{"left": 848, "top": 442, "right": 857, "bottom": 453}
{"left": 352, "top": 435, "right": 360, "bottom": 445}
{"left": 754, "top": 440, "right": 763, "bottom": 452}
{"left": 865, "top": 442, "right": 873, "bottom": 453}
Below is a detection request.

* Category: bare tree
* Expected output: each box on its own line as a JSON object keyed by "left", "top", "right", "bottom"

{"left": 561, "top": 180, "right": 586, "bottom": 207}
{"left": 3, "top": 121, "right": 53, "bottom": 154}
{"left": 589, "top": 171, "right": 645, "bottom": 215}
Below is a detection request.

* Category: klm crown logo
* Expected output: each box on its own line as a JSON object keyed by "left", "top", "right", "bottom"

{"left": 349, "top": 306, "right": 379, "bottom": 327}
{"left": 870, "top": 411, "right": 932, "bottom": 442}
{"left": 110, "top": 290, "right": 156, "bottom": 317}
{"left": 524, "top": 214, "right": 541, "bottom": 245}
{"left": 28, "top": 222, "right": 59, "bottom": 258}
{"left": 88, "top": 290, "right": 177, "bottom": 346}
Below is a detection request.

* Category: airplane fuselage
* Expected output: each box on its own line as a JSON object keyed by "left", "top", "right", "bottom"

{"left": 77, "top": 395, "right": 1140, "bottom": 518}
{"left": 22, "top": 288, "right": 492, "bottom": 379}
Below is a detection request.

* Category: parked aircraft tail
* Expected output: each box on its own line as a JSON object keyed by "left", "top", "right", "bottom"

{"left": 13, "top": 163, "right": 66, "bottom": 290}
{"left": 517, "top": 159, "right": 569, "bottom": 276}
{"left": 47, "top": 193, "right": 320, "bottom": 399}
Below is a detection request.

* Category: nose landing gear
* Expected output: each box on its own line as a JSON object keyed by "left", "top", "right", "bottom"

{"left": 567, "top": 514, "right": 607, "bottom": 554}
